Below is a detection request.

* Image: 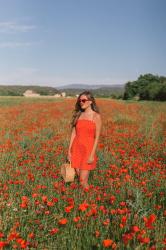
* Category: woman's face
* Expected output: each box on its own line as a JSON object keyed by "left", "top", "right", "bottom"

{"left": 78, "top": 95, "right": 92, "bottom": 109}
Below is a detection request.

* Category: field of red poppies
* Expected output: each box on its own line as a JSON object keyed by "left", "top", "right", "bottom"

{"left": 0, "top": 97, "right": 165, "bottom": 249}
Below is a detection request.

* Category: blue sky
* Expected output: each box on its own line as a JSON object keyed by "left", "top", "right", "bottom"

{"left": 0, "top": 0, "right": 165, "bottom": 87}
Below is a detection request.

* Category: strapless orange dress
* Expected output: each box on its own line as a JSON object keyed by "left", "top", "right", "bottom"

{"left": 71, "top": 119, "right": 97, "bottom": 170}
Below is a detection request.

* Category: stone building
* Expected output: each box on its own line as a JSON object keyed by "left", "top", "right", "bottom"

{"left": 23, "top": 90, "right": 40, "bottom": 97}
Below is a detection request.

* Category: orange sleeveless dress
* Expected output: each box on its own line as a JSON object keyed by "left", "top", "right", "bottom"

{"left": 71, "top": 118, "right": 97, "bottom": 170}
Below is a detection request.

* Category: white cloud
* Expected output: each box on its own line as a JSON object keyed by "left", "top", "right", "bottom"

{"left": 0, "top": 41, "right": 35, "bottom": 48}
{"left": 0, "top": 21, "right": 39, "bottom": 48}
{"left": 0, "top": 40, "right": 43, "bottom": 48}
{"left": 0, "top": 21, "right": 36, "bottom": 33}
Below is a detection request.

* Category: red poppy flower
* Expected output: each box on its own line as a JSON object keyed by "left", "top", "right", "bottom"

{"left": 103, "top": 239, "right": 113, "bottom": 247}
{"left": 58, "top": 218, "right": 68, "bottom": 225}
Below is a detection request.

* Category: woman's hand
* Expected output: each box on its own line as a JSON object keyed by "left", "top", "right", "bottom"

{"left": 67, "top": 150, "right": 71, "bottom": 162}
{"left": 87, "top": 154, "right": 94, "bottom": 164}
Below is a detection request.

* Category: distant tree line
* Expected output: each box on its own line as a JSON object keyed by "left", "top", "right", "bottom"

{"left": 123, "top": 74, "right": 166, "bottom": 101}
{"left": 0, "top": 85, "right": 60, "bottom": 96}
{"left": 0, "top": 85, "right": 125, "bottom": 98}
{"left": 0, "top": 74, "right": 165, "bottom": 101}
{"left": 62, "top": 86, "right": 125, "bottom": 98}
{"left": 92, "top": 87, "right": 124, "bottom": 99}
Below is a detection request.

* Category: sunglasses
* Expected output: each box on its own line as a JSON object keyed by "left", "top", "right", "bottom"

{"left": 79, "top": 98, "right": 89, "bottom": 103}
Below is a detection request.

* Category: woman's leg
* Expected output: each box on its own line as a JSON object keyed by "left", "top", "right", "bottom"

{"left": 79, "top": 170, "right": 90, "bottom": 188}
{"left": 75, "top": 168, "right": 80, "bottom": 177}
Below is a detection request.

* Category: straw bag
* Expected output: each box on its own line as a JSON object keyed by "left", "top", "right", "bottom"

{"left": 60, "top": 160, "right": 75, "bottom": 182}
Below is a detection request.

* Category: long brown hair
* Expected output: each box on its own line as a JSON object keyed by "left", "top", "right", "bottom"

{"left": 70, "top": 91, "right": 100, "bottom": 129}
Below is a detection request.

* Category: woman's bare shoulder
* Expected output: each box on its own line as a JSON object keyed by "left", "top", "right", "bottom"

{"left": 94, "top": 112, "right": 102, "bottom": 122}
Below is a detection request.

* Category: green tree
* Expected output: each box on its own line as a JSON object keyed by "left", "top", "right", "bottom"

{"left": 123, "top": 73, "right": 166, "bottom": 101}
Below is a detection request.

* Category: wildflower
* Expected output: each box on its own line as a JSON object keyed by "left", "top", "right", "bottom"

{"left": 32, "top": 193, "right": 38, "bottom": 198}
{"left": 103, "top": 239, "right": 113, "bottom": 247}
{"left": 87, "top": 208, "right": 97, "bottom": 216}
{"left": 0, "top": 241, "right": 8, "bottom": 248}
{"left": 28, "top": 232, "right": 35, "bottom": 239}
{"left": 34, "top": 200, "right": 40, "bottom": 206}
{"left": 95, "top": 230, "right": 100, "bottom": 238}
{"left": 20, "top": 196, "right": 29, "bottom": 208}
{"left": 49, "top": 228, "right": 59, "bottom": 235}
{"left": 65, "top": 205, "right": 74, "bottom": 213}
{"left": 42, "top": 196, "right": 48, "bottom": 203}
{"left": 8, "top": 231, "right": 20, "bottom": 241}
{"left": 52, "top": 197, "right": 58, "bottom": 203}
{"left": 112, "top": 242, "right": 117, "bottom": 249}
{"left": 47, "top": 201, "right": 54, "bottom": 207}
{"left": 103, "top": 218, "right": 110, "bottom": 226}
{"left": 122, "top": 232, "right": 134, "bottom": 245}
{"left": 137, "top": 235, "right": 150, "bottom": 244}
{"left": 131, "top": 225, "right": 140, "bottom": 233}
{"left": 162, "top": 236, "right": 166, "bottom": 245}
{"left": 73, "top": 216, "right": 81, "bottom": 223}
{"left": 109, "top": 195, "right": 116, "bottom": 204}
{"left": 78, "top": 202, "right": 89, "bottom": 212}
{"left": 110, "top": 209, "right": 116, "bottom": 215}
{"left": 120, "top": 216, "right": 127, "bottom": 228}
{"left": 20, "top": 203, "right": 27, "bottom": 208}
{"left": 66, "top": 197, "right": 74, "bottom": 205}
{"left": 149, "top": 246, "right": 156, "bottom": 250}
{"left": 143, "top": 214, "right": 156, "bottom": 229}
{"left": 119, "top": 201, "right": 126, "bottom": 206}
{"left": 53, "top": 182, "right": 59, "bottom": 189}
{"left": 58, "top": 218, "right": 68, "bottom": 225}
{"left": 83, "top": 187, "right": 90, "bottom": 192}
{"left": 21, "top": 196, "right": 28, "bottom": 202}
{"left": 0, "top": 232, "right": 4, "bottom": 238}
{"left": 154, "top": 205, "right": 161, "bottom": 210}
{"left": 16, "top": 237, "right": 28, "bottom": 248}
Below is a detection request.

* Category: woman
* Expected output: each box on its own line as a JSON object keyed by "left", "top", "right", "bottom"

{"left": 67, "top": 91, "right": 102, "bottom": 189}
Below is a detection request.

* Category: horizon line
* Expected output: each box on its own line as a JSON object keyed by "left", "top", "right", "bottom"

{"left": 0, "top": 82, "right": 125, "bottom": 86}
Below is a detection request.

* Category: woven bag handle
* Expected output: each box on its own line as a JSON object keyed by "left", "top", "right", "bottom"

{"left": 66, "top": 158, "right": 72, "bottom": 167}
{"left": 69, "top": 160, "right": 72, "bottom": 168}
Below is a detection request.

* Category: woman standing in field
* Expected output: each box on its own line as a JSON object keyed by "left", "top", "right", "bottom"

{"left": 67, "top": 91, "right": 102, "bottom": 189}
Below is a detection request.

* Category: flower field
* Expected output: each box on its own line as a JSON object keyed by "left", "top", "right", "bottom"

{"left": 0, "top": 97, "right": 166, "bottom": 249}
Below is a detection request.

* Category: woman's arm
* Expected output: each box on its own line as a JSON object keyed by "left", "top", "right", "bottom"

{"left": 90, "top": 114, "right": 102, "bottom": 157}
{"left": 68, "top": 127, "right": 76, "bottom": 153}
